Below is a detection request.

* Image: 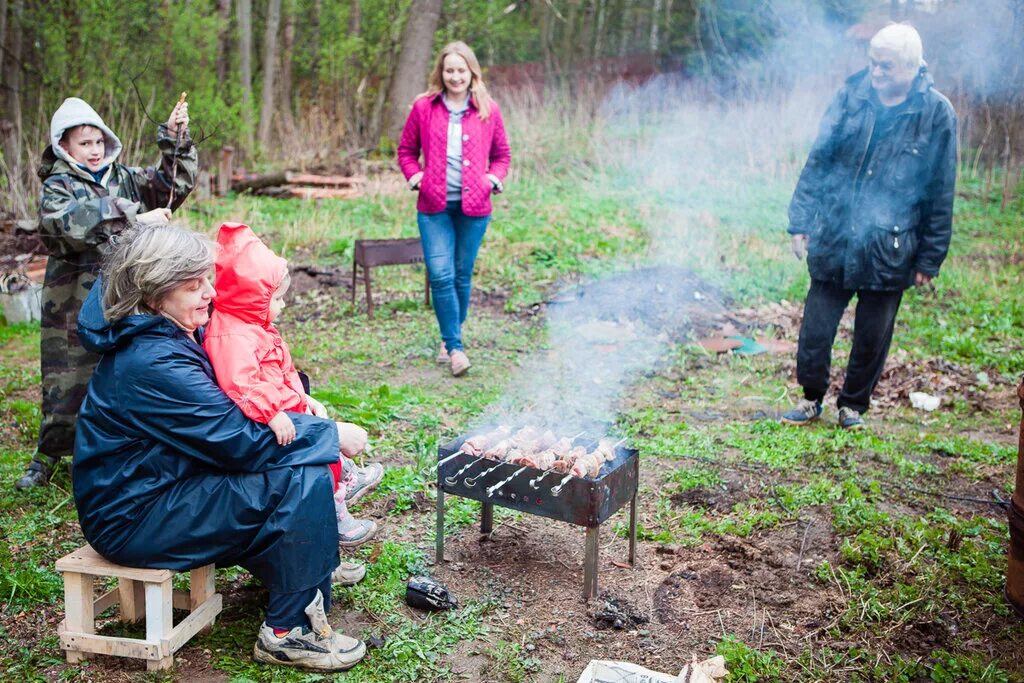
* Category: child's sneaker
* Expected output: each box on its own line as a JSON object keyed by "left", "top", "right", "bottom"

{"left": 345, "top": 463, "right": 384, "bottom": 504}
{"left": 337, "top": 515, "right": 377, "bottom": 547}
{"left": 253, "top": 590, "right": 365, "bottom": 671}
{"left": 837, "top": 406, "right": 865, "bottom": 430}
{"left": 780, "top": 399, "right": 823, "bottom": 425}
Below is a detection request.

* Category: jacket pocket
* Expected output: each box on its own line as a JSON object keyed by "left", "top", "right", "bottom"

{"left": 869, "top": 221, "right": 917, "bottom": 278}
{"left": 889, "top": 142, "right": 926, "bottom": 187}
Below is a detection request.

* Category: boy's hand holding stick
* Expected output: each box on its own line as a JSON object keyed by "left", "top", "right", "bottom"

{"left": 166, "top": 91, "right": 188, "bottom": 209}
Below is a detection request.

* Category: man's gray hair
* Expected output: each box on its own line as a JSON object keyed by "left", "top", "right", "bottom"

{"left": 103, "top": 223, "right": 215, "bottom": 321}
{"left": 870, "top": 23, "right": 925, "bottom": 69}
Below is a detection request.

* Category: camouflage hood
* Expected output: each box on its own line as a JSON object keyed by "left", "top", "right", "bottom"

{"left": 41, "top": 97, "right": 123, "bottom": 179}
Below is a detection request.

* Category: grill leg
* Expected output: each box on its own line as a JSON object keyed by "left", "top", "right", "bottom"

{"left": 364, "top": 265, "right": 374, "bottom": 319}
{"left": 584, "top": 525, "right": 600, "bottom": 600}
{"left": 436, "top": 488, "right": 445, "bottom": 564}
{"left": 629, "top": 491, "right": 637, "bottom": 566}
{"left": 480, "top": 502, "right": 493, "bottom": 534}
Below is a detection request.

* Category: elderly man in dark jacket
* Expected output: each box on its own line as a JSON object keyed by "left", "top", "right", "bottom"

{"left": 782, "top": 23, "right": 957, "bottom": 429}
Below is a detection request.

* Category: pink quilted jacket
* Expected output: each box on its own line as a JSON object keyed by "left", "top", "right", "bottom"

{"left": 397, "top": 93, "right": 511, "bottom": 217}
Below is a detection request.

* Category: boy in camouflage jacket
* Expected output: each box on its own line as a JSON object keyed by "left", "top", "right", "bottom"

{"left": 16, "top": 96, "right": 198, "bottom": 488}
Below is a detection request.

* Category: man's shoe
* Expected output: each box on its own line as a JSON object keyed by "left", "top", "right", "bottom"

{"left": 436, "top": 342, "right": 450, "bottom": 364}
{"left": 344, "top": 463, "right": 384, "bottom": 505}
{"left": 15, "top": 458, "right": 54, "bottom": 490}
{"left": 253, "top": 590, "right": 365, "bottom": 671}
{"left": 332, "top": 561, "right": 366, "bottom": 586}
{"left": 838, "top": 406, "right": 865, "bottom": 430}
{"left": 450, "top": 350, "right": 471, "bottom": 377}
{"left": 338, "top": 516, "right": 377, "bottom": 548}
{"left": 780, "top": 399, "right": 823, "bottom": 425}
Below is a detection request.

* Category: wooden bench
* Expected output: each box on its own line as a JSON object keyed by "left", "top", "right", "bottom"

{"left": 56, "top": 544, "right": 222, "bottom": 671}
{"left": 351, "top": 238, "right": 430, "bottom": 319}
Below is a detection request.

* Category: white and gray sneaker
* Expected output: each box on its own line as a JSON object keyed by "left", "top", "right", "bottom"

{"left": 345, "top": 463, "right": 384, "bottom": 504}
{"left": 253, "top": 590, "right": 365, "bottom": 671}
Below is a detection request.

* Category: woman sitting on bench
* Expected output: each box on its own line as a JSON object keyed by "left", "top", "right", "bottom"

{"left": 72, "top": 224, "right": 367, "bottom": 672}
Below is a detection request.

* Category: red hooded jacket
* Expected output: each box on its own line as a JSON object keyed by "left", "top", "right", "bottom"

{"left": 204, "top": 223, "right": 307, "bottom": 423}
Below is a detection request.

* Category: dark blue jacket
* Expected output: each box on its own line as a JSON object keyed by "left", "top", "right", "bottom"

{"left": 788, "top": 67, "right": 957, "bottom": 290}
{"left": 73, "top": 282, "right": 339, "bottom": 593}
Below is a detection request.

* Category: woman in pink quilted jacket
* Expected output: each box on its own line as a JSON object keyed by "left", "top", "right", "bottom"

{"left": 397, "top": 41, "right": 511, "bottom": 377}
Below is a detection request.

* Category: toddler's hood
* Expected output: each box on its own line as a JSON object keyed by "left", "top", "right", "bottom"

{"left": 214, "top": 223, "right": 287, "bottom": 326}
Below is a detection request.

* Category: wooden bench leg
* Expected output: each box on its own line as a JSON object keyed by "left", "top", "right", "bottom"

{"left": 424, "top": 269, "right": 431, "bottom": 307}
{"left": 190, "top": 565, "right": 216, "bottom": 633}
{"left": 118, "top": 578, "right": 145, "bottom": 623}
{"left": 64, "top": 571, "right": 94, "bottom": 663}
{"left": 145, "top": 579, "right": 174, "bottom": 671}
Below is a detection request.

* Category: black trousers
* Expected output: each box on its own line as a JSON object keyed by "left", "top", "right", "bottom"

{"left": 796, "top": 279, "right": 903, "bottom": 413}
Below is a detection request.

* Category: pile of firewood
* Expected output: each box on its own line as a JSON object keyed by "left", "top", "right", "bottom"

{"left": 230, "top": 171, "right": 365, "bottom": 200}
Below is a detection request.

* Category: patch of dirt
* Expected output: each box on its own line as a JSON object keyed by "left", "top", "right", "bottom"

{"left": 669, "top": 471, "right": 750, "bottom": 513}
{"left": 653, "top": 532, "right": 841, "bottom": 647}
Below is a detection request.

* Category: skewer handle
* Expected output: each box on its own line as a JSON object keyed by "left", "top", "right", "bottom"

{"left": 529, "top": 469, "right": 554, "bottom": 489}
{"left": 550, "top": 472, "right": 575, "bottom": 496}
{"left": 465, "top": 461, "right": 503, "bottom": 487}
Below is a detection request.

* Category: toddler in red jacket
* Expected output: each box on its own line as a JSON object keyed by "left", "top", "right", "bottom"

{"left": 204, "top": 222, "right": 381, "bottom": 546}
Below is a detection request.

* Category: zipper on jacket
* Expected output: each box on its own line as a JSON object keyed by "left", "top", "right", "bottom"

{"left": 852, "top": 109, "right": 876, "bottom": 196}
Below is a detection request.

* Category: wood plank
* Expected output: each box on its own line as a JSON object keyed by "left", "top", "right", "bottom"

{"left": 118, "top": 578, "right": 145, "bottom": 623}
{"left": 93, "top": 587, "right": 119, "bottom": 616}
{"left": 59, "top": 631, "right": 162, "bottom": 659}
{"left": 57, "top": 545, "right": 174, "bottom": 583}
{"left": 173, "top": 590, "right": 191, "bottom": 611}
{"left": 285, "top": 186, "right": 362, "bottom": 200}
{"left": 64, "top": 572, "right": 95, "bottom": 636}
{"left": 190, "top": 565, "right": 216, "bottom": 610}
{"left": 167, "top": 593, "right": 223, "bottom": 654}
{"left": 284, "top": 172, "right": 365, "bottom": 187}
{"left": 145, "top": 580, "right": 174, "bottom": 646}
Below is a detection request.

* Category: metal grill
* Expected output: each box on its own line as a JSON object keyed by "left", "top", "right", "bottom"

{"left": 435, "top": 429, "right": 639, "bottom": 599}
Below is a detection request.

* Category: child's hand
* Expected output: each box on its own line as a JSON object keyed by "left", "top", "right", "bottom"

{"left": 269, "top": 412, "right": 296, "bottom": 446}
{"left": 136, "top": 208, "right": 171, "bottom": 225}
{"left": 336, "top": 422, "right": 368, "bottom": 457}
{"left": 167, "top": 100, "right": 189, "bottom": 136}
{"left": 306, "top": 396, "right": 328, "bottom": 418}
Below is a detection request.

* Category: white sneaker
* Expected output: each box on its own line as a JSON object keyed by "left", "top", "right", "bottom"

{"left": 253, "top": 590, "right": 365, "bottom": 671}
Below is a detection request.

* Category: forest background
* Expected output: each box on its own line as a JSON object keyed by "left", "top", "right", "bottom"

{"left": 1, "top": 0, "right": 1022, "bottom": 221}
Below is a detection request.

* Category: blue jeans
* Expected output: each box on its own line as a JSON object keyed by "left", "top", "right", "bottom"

{"left": 417, "top": 202, "right": 491, "bottom": 353}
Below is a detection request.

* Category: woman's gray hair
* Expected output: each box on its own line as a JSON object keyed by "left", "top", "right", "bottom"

{"left": 870, "top": 23, "right": 925, "bottom": 69}
{"left": 102, "top": 223, "right": 215, "bottom": 321}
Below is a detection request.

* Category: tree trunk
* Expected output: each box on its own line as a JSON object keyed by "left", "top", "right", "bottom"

{"left": 215, "top": 0, "right": 232, "bottom": 87}
{"left": 278, "top": 0, "right": 296, "bottom": 136}
{"left": 258, "top": 0, "right": 282, "bottom": 151}
{"left": 650, "top": 0, "right": 662, "bottom": 53}
{"left": 619, "top": 1, "right": 633, "bottom": 56}
{"left": 309, "top": 0, "right": 322, "bottom": 96}
{"left": 237, "top": 0, "right": 255, "bottom": 150}
{"left": 0, "top": 0, "right": 8, "bottom": 97}
{"left": 5, "top": 0, "right": 22, "bottom": 164}
{"left": 593, "top": 0, "right": 606, "bottom": 60}
{"left": 383, "top": 0, "right": 442, "bottom": 142}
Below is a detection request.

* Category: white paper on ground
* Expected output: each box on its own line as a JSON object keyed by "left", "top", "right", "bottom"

{"left": 576, "top": 656, "right": 727, "bottom": 683}
{"left": 909, "top": 391, "right": 942, "bottom": 411}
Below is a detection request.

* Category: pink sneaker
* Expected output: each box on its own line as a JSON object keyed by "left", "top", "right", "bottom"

{"left": 436, "top": 342, "right": 450, "bottom": 364}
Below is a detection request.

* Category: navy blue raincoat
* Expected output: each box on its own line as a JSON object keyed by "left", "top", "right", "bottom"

{"left": 73, "top": 283, "right": 339, "bottom": 594}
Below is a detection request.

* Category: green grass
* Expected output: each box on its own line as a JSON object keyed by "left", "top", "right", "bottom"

{"left": 1, "top": 111, "right": 1022, "bottom": 681}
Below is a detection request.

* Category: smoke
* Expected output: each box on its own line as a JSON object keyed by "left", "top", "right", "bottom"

{"left": 475, "top": 0, "right": 1010, "bottom": 437}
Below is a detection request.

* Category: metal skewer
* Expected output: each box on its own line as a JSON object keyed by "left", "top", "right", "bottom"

{"left": 436, "top": 451, "right": 463, "bottom": 469}
{"left": 550, "top": 472, "right": 575, "bottom": 497}
{"left": 444, "top": 456, "right": 485, "bottom": 486}
{"left": 464, "top": 460, "right": 504, "bottom": 487}
{"left": 486, "top": 466, "right": 527, "bottom": 497}
{"left": 529, "top": 468, "right": 557, "bottom": 489}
